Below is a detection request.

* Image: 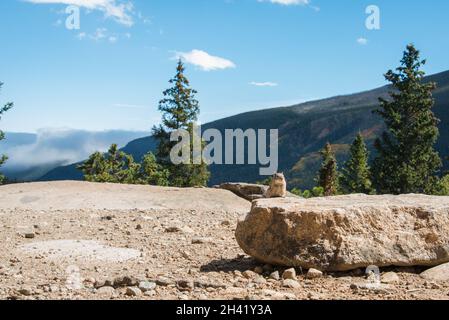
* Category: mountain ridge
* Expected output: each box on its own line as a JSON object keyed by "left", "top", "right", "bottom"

{"left": 38, "top": 70, "right": 449, "bottom": 189}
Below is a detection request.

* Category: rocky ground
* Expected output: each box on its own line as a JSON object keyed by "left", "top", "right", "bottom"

{"left": 0, "top": 181, "right": 448, "bottom": 300}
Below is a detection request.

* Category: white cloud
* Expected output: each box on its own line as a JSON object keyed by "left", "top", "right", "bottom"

{"left": 174, "top": 50, "right": 236, "bottom": 71}
{"left": 357, "top": 37, "right": 368, "bottom": 45}
{"left": 258, "top": 0, "right": 310, "bottom": 5}
{"left": 250, "top": 81, "right": 278, "bottom": 87}
{"left": 25, "top": 0, "right": 134, "bottom": 26}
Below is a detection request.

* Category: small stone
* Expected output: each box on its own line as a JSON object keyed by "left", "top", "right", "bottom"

{"left": 194, "top": 281, "right": 226, "bottom": 289}
{"left": 306, "top": 268, "right": 323, "bottom": 279}
{"left": 138, "top": 281, "right": 157, "bottom": 292}
{"left": 165, "top": 226, "right": 194, "bottom": 234}
{"left": 282, "top": 279, "right": 300, "bottom": 289}
{"left": 113, "top": 276, "right": 138, "bottom": 288}
{"left": 381, "top": 272, "right": 400, "bottom": 284}
{"left": 221, "top": 220, "right": 231, "bottom": 227}
{"left": 191, "top": 237, "right": 212, "bottom": 244}
{"left": 24, "top": 233, "right": 35, "bottom": 239}
{"left": 176, "top": 279, "right": 194, "bottom": 291}
{"left": 19, "top": 287, "right": 33, "bottom": 296}
{"left": 156, "top": 277, "right": 173, "bottom": 287}
{"left": 254, "top": 266, "right": 264, "bottom": 275}
{"left": 269, "top": 271, "right": 280, "bottom": 281}
{"left": 97, "top": 286, "right": 116, "bottom": 296}
{"left": 242, "top": 270, "right": 257, "bottom": 279}
{"left": 253, "top": 277, "right": 267, "bottom": 285}
{"left": 126, "top": 287, "right": 142, "bottom": 297}
{"left": 233, "top": 270, "right": 243, "bottom": 278}
{"left": 282, "top": 268, "right": 297, "bottom": 280}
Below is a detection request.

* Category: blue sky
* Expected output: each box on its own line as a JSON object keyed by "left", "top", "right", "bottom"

{"left": 1, "top": 0, "right": 449, "bottom": 133}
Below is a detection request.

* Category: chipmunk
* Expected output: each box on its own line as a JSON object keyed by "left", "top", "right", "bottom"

{"left": 265, "top": 173, "right": 287, "bottom": 198}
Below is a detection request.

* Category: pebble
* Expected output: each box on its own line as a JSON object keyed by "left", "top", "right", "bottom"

{"left": 221, "top": 220, "right": 231, "bottom": 226}
{"left": 282, "top": 268, "right": 297, "bottom": 280}
{"left": 242, "top": 270, "right": 257, "bottom": 279}
{"left": 19, "top": 287, "right": 33, "bottom": 296}
{"left": 138, "top": 281, "right": 157, "bottom": 292}
{"left": 381, "top": 272, "right": 400, "bottom": 284}
{"left": 176, "top": 279, "right": 195, "bottom": 291}
{"left": 253, "top": 277, "right": 267, "bottom": 285}
{"left": 126, "top": 287, "right": 142, "bottom": 297}
{"left": 269, "top": 271, "right": 280, "bottom": 281}
{"left": 97, "top": 286, "right": 116, "bottom": 296}
{"left": 156, "top": 276, "right": 173, "bottom": 287}
{"left": 24, "top": 233, "right": 35, "bottom": 239}
{"left": 191, "top": 237, "right": 212, "bottom": 244}
{"left": 307, "top": 268, "right": 323, "bottom": 279}
{"left": 282, "top": 279, "right": 300, "bottom": 289}
{"left": 113, "top": 276, "right": 138, "bottom": 288}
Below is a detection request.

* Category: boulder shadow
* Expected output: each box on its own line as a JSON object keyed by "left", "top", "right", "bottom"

{"left": 200, "top": 256, "right": 259, "bottom": 273}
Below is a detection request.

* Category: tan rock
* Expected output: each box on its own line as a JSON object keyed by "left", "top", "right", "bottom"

{"left": 307, "top": 268, "right": 323, "bottom": 279}
{"left": 282, "top": 268, "right": 297, "bottom": 280}
{"left": 381, "top": 272, "right": 400, "bottom": 284}
{"left": 282, "top": 279, "right": 300, "bottom": 289}
{"left": 420, "top": 263, "right": 449, "bottom": 282}
{"left": 236, "top": 195, "right": 449, "bottom": 271}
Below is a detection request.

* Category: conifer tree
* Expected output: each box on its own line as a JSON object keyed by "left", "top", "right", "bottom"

{"left": 153, "top": 60, "right": 210, "bottom": 187}
{"left": 138, "top": 152, "right": 170, "bottom": 186}
{"left": 318, "top": 143, "right": 339, "bottom": 196}
{"left": 341, "top": 133, "right": 373, "bottom": 194}
{"left": 78, "top": 144, "right": 138, "bottom": 183}
{"left": 0, "top": 82, "right": 13, "bottom": 184}
{"left": 372, "top": 44, "right": 441, "bottom": 194}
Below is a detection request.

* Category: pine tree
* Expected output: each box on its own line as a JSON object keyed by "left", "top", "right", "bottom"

{"left": 78, "top": 144, "right": 138, "bottom": 184}
{"left": 341, "top": 133, "right": 373, "bottom": 194}
{"left": 78, "top": 144, "right": 170, "bottom": 186}
{"left": 138, "top": 152, "right": 170, "bottom": 186}
{"left": 372, "top": 44, "right": 441, "bottom": 194}
{"left": 318, "top": 143, "right": 339, "bottom": 196}
{"left": 0, "top": 82, "right": 13, "bottom": 184}
{"left": 152, "top": 60, "right": 210, "bottom": 187}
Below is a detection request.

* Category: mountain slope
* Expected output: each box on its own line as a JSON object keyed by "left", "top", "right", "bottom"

{"left": 40, "top": 70, "right": 449, "bottom": 189}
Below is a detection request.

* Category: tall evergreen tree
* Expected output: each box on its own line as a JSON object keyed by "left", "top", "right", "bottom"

{"left": 318, "top": 143, "right": 339, "bottom": 196}
{"left": 0, "top": 82, "right": 13, "bottom": 184}
{"left": 341, "top": 133, "right": 373, "bottom": 194}
{"left": 152, "top": 60, "right": 210, "bottom": 187}
{"left": 372, "top": 44, "right": 441, "bottom": 194}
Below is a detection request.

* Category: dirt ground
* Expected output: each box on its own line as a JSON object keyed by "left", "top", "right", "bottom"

{"left": 0, "top": 181, "right": 448, "bottom": 300}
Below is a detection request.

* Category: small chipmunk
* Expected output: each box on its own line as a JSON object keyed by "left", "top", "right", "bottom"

{"left": 265, "top": 173, "right": 287, "bottom": 198}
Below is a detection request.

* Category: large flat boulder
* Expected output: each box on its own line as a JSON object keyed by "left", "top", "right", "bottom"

{"left": 235, "top": 194, "right": 449, "bottom": 271}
